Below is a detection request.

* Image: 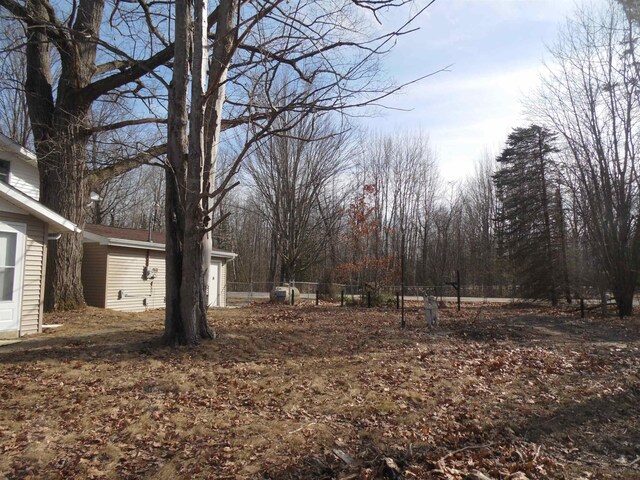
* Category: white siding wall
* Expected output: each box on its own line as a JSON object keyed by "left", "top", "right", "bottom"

{"left": 82, "top": 243, "right": 108, "bottom": 308}
{"left": 0, "top": 211, "right": 46, "bottom": 335}
{"left": 4, "top": 153, "right": 39, "bottom": 199}
{"left": 105, "top": 247, "right": 166, "bottom": 312}
{"left": 94, "top": 245, "right": 233, "bottom": 312}
{"left": 220, "top": 262, "right": 227, "bottom": 307}
{"left": 0, "top": 197, "right": 24, "bottom": 214}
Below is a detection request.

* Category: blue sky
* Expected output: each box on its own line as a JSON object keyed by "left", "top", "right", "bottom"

{"left": 365, "top": 0, "right": 580, "bottom": 180}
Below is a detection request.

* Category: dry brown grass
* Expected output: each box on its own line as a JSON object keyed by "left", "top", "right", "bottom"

{"left": 0, "top": 302, "right": 639, "bottom": 479}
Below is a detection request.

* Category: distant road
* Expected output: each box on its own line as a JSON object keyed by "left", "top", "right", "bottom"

{"left": 227, "top": 292, "right": 640, "bottom": 307}
{"left": 227, "top": 292, "right": 518, "bottom": 304}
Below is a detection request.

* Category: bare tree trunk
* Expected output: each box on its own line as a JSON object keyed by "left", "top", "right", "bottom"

{"left": 164, "top": 0, "right": 190, "bottom": 345}
{"left": 609, "top": 245, "right": 636, "bottom": 318}
{"left": 24, "top": 0, "right": 104, "bottom": 311}
{"left": 180, "top": 0, "right": 209, "bottom": 344}
{"left": 555, "top": 188, "right": 572, "bottom": 303}
{"left": 269, "top": 226, "right": 279, "bottom": 289}
{"left": 164, "top": 173, "right": 186, "bottom": 344}
{"left": 165, "top": 0, "right": 236, "bottom": 345}
{"left": 613, "top": 281, "right": 634, "bottom": 318}
{"left": 199, "top": 0, "right": 236, "bottom": 335}
{"left": 537, "top": 136, "right": 558, "bottom": 306}
{"left": 40, "top": 135, "right": 88, "bottom": 310}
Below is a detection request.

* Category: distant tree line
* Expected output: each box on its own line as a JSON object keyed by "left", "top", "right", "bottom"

{"left": 1, "top": 0, "right": 638, "bottom": 318}
{"left": 216, "top": 1, "right": 640, "bottom": 318}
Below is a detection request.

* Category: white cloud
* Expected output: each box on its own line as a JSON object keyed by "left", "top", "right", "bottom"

{"left": 370, "top": 65, "right": 542, "bottom": 180}
{"left": 408, "top": 65, "right": 543, "bottom": 99}
{"left": 450, "top": 0, "right": 577, "bottom": 22}
{"left": 362, "top": 0, "right": 579, "bottom": 180}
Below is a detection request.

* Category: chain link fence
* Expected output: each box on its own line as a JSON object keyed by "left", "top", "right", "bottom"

{"left": 226, "top": 281, "right": 530, "bottom": 305}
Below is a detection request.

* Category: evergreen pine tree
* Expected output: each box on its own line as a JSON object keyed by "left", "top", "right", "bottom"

{"left": 493, "top": 125, "right": 569, "bottom": 305}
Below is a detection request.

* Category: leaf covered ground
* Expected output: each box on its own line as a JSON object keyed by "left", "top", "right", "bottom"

{"left": 0, "top": 302, "right": 639, "bottom": 479}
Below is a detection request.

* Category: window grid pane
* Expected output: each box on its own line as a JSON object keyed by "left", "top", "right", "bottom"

{"left": 0, "top": 232, "right": 17, "bottom": 267}
{"left": 0, "top": 267, "right": 14, "bottom": 301}
{"left": 0, "top": 159, "right": 9, "bottom": 183}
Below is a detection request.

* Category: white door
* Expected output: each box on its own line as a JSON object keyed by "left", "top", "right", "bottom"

{"left": 0, "top": 222, "right": 26, "bottom": 333}
{"left": 208, "top": 261, "right": 220, "bottom": 307}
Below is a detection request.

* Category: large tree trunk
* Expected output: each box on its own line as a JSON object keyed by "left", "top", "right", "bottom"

{"left": 614, "top": 288, "right": 634, "bottom": 318}
{"left": 40, "top": 132, "right": 89, "bottom": 310}
{"left": 164, "top": 0, "right": 235, "bottom": 345}
{"left": 200, "top": 0, "right": 236, "bottom": 323}
{"left": 180, "top": 0, "right": 209, "bottom": 344}
{"left": 612, "top": 278, "right": 635, "bottom": 318}
{"left": 269, "top": 226, "right": 279, "bottom": 289}
{"left": 24, "top": 0, "right": 105, "bottom": 311}
{"left": 610, "top": 255, "right": 636, "bottom": 318}
{"left": 164, "top": 0, "right": 191, "bottom": 345}
{"left": 164, "top": 174, "right": 186, "bottom": 344}
{"left": 555, "top": 188, "right": 572, "bottom": 303}
{"left": 536, "top": 133, "right": 558, "bottom": 306}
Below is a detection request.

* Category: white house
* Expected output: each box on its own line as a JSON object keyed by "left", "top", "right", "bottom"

{"left": 0, "top": 134, "right": 79, "bottom": 338}
{"left": 82, "top": 224, "right": 237, "bottom": 312}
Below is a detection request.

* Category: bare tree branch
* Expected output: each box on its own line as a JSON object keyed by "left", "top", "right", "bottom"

{"left": 82, "top": 117, "right": 168, "bottom": 135}
{"left": 81, "top": 6, "right": 221, "bottom": 102}
{"left": 87, "top": 142, "right": 167, "bottom": 188}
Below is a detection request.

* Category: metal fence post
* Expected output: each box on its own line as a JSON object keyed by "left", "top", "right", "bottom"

{"left": 456, "top": 269, "right": 461, "bottom": 312}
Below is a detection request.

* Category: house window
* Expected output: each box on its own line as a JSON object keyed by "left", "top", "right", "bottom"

{"left": 0, "top": 160, "right": 9, "bottom": 184}
{"left": 0, "top": 231, "right": 17, "bottom": 301}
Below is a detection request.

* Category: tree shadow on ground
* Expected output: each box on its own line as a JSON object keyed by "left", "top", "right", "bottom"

{"left": 447, "top": 314, "right": 640, "bottom": 344}
{"left": 2, "top": 305, "right": 639, "bottom": 368}
{"left": 514, "top": 382, "right": 640, "bottom": 459}
{"left": 0, "top": 328, "right": 168, "bottom": 365}
{"left": 0, "top": 313, "right": 423, "bottom": 365}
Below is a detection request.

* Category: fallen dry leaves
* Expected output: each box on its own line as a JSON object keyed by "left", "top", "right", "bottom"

{"left": 0, "top": 302, "right": 639, "bottom": 479}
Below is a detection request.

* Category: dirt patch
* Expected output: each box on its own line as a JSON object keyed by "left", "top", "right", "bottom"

{"left": 1, "top": 303, "right": 639, "bottom": 479}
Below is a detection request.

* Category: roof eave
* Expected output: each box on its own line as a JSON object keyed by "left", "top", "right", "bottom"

{"left": 109, "top": 238, "right": 167, "bottom": 251}
{"left": 82, "top": 232, "right": 166, "bottom": 251}
{"left": 0, "top": 182, "right": 80, "bottom": 233}
{"left": 212, "top": 250, "right": 238, "bottom": 260}
{"left": 0, "top": 134, "right": 38, "bottom": 167}
{"left": 83, "top": 231, "right": 238, "bottom": 259}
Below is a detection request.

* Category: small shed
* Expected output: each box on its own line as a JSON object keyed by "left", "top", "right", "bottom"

{"left": 82, "top": 224, "right": 236, "bottom": 312}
